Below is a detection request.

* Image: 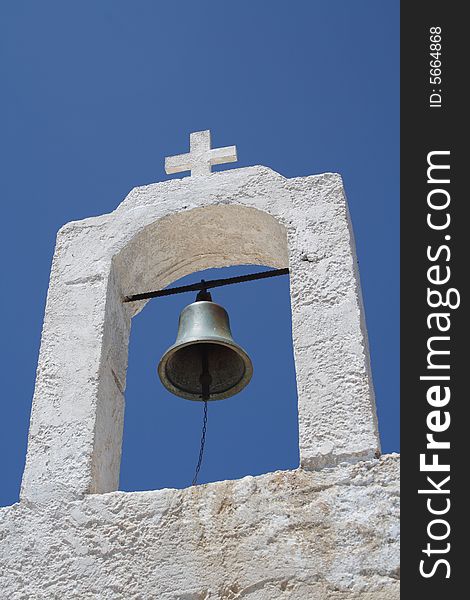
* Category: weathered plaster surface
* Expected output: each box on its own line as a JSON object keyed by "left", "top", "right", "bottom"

{"left": 0, "top": 162, "right": 399, "bottom": 598}
{"left": 1, "top": 456, "right": 399, "bottom": 599}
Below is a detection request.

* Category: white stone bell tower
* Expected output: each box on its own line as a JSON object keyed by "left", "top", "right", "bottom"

{"left": 0, "top": 131, "right": 399, "bottom": 599}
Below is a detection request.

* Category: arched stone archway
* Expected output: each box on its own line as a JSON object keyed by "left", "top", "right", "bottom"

{"left": 114, "top": 204, "right": 289, "bottom": 317}
{"left": 21, "top": 165, "right": 379, "bottom": 502}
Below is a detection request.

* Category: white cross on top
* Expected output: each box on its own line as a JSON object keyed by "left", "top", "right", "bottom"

{"left": 165, "top": 130, "right": 237, "bottom": 177}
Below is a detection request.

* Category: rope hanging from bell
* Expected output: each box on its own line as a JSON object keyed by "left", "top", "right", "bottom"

{"left": 191, "top": 341, "right": 211, "bottom": 485}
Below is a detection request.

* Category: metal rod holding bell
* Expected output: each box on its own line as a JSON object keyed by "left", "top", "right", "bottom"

{"left": 124, "top": 267, "right": 289, "bottom": 303}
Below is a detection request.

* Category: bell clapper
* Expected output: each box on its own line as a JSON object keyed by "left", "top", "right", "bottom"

{"left": 199, "top": 344, "right": 212, "bottom": 401}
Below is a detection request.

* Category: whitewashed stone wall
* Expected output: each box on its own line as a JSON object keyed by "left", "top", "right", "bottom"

{"left": 1, "top": 456, "right": 399, "bottom": 599}
{"left": 0, "top": 164, "right": 399, "bottom": 598}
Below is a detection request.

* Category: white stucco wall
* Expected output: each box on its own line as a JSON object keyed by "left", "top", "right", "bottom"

{"left": 0, "top": 163, "right": 399, "bottom": 598}
{"left": 1, "top": 456, "right": 399, "bottom": 599}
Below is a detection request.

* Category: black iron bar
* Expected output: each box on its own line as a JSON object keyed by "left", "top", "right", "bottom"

{"left": 123, "top": 267, "right": 289, "bottom": 303}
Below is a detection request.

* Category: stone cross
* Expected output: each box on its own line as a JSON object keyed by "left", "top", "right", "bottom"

{"left": 165, "top": 130, "right": 237, "bottom": 177}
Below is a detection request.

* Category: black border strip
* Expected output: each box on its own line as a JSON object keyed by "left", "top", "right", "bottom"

{"left": 401, "top": 3, "right": 465, "bottom": 594}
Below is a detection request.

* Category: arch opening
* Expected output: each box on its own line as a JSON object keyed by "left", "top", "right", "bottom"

{"left": 119, "top": 264, "right": 299, "bottom": 491}
{"left": 111, "top": 204, "right": 298, "bottom": 490}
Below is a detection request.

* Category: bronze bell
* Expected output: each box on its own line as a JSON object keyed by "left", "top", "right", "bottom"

{"left": 158, "top": 290, "right": 253, "bottom": 401}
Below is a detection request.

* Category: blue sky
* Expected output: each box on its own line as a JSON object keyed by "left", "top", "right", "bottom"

{"left": 0, "top": 1, "right": 399, "bottom": 505}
